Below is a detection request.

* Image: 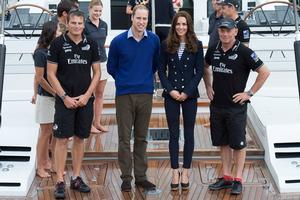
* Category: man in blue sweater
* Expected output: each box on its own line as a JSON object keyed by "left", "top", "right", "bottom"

{"left": 107, "top": 4, "right": 160, "bottom": 192}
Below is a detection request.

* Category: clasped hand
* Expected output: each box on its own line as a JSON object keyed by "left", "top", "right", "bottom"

{"left": 169, "top": 90, "right": 188, "bottom": 102}
{"left": 63, "top": 94, "right": 89, "bottom": 109}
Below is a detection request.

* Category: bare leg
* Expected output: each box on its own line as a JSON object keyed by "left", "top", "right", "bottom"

{"left": 181, "top": 168, "right": 189, "bottom": 184}
{"left": 93, "top": 79, "right": 107, "bottom": 132}
{"left": 233, "top": 148, "right": 246, "bottom": 179}
{"left": 55, "top": 138, "right": 68, "bottom": 182}
{"left": 220, "top": 145, "right": 233, "bottom": 177}
{"left": 36, "top": 124, "right": 52, "bottom": 178}
{"left": 171, "top": 168, "right": 180, "bottom": 184}
{"left": 72, "top": 136, "right": 85, "bottom": 177}
{"left": 49, "top": 136, "right": 56, "bottom": 171}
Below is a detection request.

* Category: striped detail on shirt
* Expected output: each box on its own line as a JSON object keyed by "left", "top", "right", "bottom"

{"left": 178, "top": 42, "right": 185, "bottom": 60}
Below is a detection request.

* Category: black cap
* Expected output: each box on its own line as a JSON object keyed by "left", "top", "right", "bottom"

{"left": 222, "top": 0, "right": 239, "bottom": 8}
{"left": 216, "top": 0, "right": 223, "bottom": 4}
{"left": 218, "top": 18, "right": 237, "bottom": 29}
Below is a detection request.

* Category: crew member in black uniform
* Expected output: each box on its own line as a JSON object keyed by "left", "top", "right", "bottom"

{"left": 47, "top": 10, "right": 100, "bottom": 199}
{"left": 203, "top": 18, "right": 270, "bottom": 195}
{"left": 222, "top": 0, "right": 251, "bottom": 46}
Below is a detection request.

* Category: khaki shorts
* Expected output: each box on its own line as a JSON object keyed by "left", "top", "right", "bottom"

{"left": 100, "top": 62, "right": 110, "bottom": 80}
{"left": 35, "top": 95, "right": 55, "bottom": 124}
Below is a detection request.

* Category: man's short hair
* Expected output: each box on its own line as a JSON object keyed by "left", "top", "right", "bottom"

{"left": 57, "top": 0, "right": 74, "bottom": 17}
{"left": 222, "top": 0, "right": 239, "bottom": 9}
{"left": 132, "top": 4, "right": 149, "bottom": 16}
{"left": 67, "top": 9, "right": 85, "bottom": 22}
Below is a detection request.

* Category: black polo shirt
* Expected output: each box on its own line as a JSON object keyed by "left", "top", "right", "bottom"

{"left": 84, "top": 18, "right": 108, "bottom": 62}
{"left": 33, "top": 47, "right": 53, "bottom": 97}
{"left": 235, "top": 16, "right": 250, "bottom": 43}
{"left": 205, "top": 40, "right": 263, "bottom": 107}
{"left": 47, "top": 33, "right": 100, "bottom": 97}
{"left": 208, "top": 12, "right": 223, "bottom": 48}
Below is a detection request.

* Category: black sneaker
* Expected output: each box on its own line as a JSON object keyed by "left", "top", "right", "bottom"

{"left": 70, "top": 176, "right": 91, "bottom": 193}
{"left": 135, "top": 180, "right": 156, "bottom": 190}
{"left": 121, "top": 181, "right": 132, "bottom": 192}
{"left": 54, "top": 181, "right": 65, "bottom": 199}
{"left": 208, "top": 178, "right": 233, "bottom": 190}
{"left": 231, "top": 180, "right": 243, "bottom": 195}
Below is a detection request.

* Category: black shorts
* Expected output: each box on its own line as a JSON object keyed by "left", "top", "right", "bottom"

{"left": 53, "top": 96, "right": 94, "bottom": 139}
{"left": 210, "top": 104, "right": 247, "bottom": 150}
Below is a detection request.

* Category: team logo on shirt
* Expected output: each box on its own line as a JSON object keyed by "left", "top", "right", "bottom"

{"left": 213, "top": 52, "right": 221, "bottom": 60}
{"left": 81, "top": 44, "right": 90, "bottom": 51}
{"left": 67, "top": 54, "right": 88, "bottom": 64}
{"left": 212, "top": 62, "right": 233, "bottom": 74}
{"left": 53, "top": 124, "right": 58, "bottom": 131}
{"left": 243, "top": 30, "right": 250, "bottom": 39}
{"left": 250, "top": 52, "right": 259, "bottom": 63}
{"left": 63, "top": 42, "right": 72, "bottom": 53}
{"left": 228, "top": 54, "right": 238, "bottom": 60}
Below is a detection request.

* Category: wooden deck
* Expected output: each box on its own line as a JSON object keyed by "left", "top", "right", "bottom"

{"left": 72, "top": 113, "right": 263, "bottom": 159}
{"left": 5, "top": 160, "right": 300, "bottom": 200}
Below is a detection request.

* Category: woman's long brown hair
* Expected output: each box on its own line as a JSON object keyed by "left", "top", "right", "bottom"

{"left": 166, "top": 11, "right": 198, "bottom": 54}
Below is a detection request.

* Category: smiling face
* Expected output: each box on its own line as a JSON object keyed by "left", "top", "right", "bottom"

{"left": 175, "top": 16, "right": 188, "bottom": 40}
{"left": 218, "top": 27, "right": 237, "bottom": 45}
{"left": 131, "top": 8, "right": 148, "bottom": 33}
{"left": 89, "top": 4, "right": 103, "bottom": 21}
{"left": 67, "top": 15, "right": 84, "bottom": 37}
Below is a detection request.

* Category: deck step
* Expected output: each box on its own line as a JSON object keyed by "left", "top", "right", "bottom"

{"left": 79, "top": 148, "right": 264, "bottom": 161}
{"left": 103, "top": 98, "right": 210, "bottom": 108}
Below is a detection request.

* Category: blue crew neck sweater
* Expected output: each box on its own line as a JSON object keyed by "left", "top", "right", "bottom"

{"left": 107, "top": 30, "right": 160, "bottom": 96}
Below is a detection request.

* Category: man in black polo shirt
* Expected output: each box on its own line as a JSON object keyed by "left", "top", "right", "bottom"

{"left": 208, "top": 0, "right": 223, "bottom": 48}
{"left": 222, "top": 0, "right": 250, "bottom": 46}
{"left": 47, "top": 10, "right": 100, "bottom": 199}
{"left": 203, "top": 18, "right": 270, "bottom": 195}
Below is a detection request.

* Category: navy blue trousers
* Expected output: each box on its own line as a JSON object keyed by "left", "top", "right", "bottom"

{"left": 164, "top": 97, "right": 197, "bottom": 169}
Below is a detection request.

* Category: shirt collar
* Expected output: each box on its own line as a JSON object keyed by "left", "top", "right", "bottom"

{"left": 127, "top": 28, "right": 148, "bottom": 39}
{"left": 218, "top": 40, "right": 240, "bottom": 52}
{"left": 63, "top": 32, "right": 87, "bottom": 45}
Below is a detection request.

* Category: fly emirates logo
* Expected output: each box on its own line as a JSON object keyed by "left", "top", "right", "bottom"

{"left": 67, "top": 54, "right": 88, "bottom": 65}
{"left": 212, "top": 62, "right": 233, "bottom": 74}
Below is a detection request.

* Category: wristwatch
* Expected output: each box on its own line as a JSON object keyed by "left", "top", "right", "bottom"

{"left": 246, "top": 90, "right": 254, "bottom": 97}
{"left": 60, "top": 93, "right": 67, "bottom": 100}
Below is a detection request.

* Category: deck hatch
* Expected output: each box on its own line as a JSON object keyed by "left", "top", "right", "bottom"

{"left": 131, "top": 128, "right": 182, "bottom": 141}
{"left": 274, "top": 143, "right": 300, "bottom": 148}
{"left": 148, "top": 128, "right": 170, "bottom": 140}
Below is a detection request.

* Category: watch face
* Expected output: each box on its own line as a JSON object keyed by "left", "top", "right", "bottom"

{"left": 247, "top": 90, "right": 253, "bottom": 97}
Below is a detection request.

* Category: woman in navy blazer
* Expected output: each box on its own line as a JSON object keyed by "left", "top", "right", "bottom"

{"left": 158, "top": 11, "right": 204, "bottom": 191}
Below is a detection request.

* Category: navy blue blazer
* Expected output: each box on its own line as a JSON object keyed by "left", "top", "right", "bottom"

{"left": 158, "top": 40, "right": 204, "bottom": 99}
